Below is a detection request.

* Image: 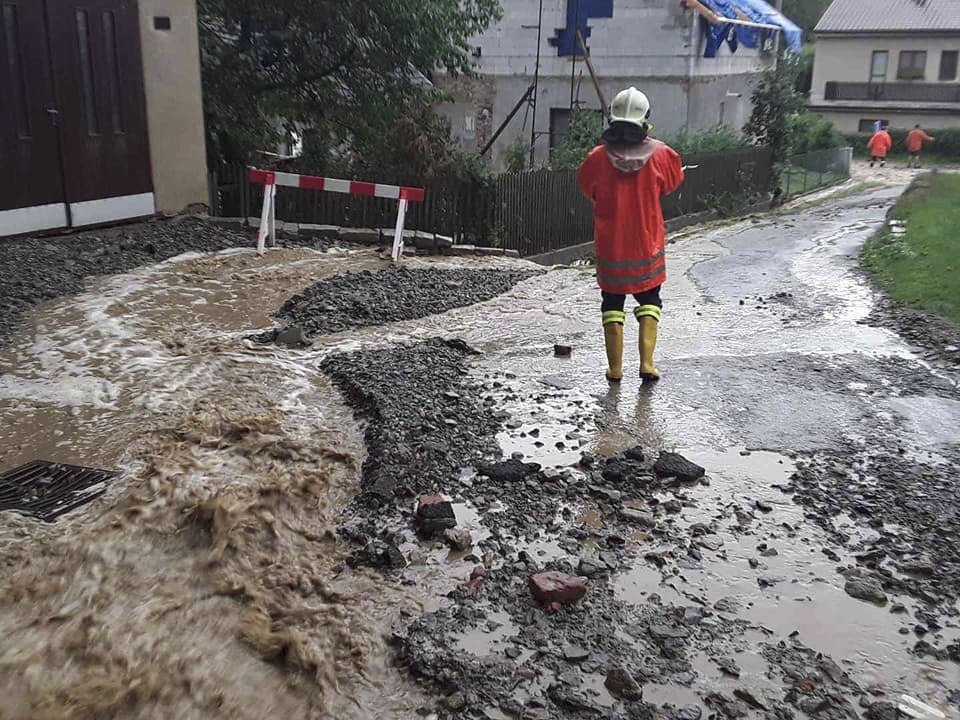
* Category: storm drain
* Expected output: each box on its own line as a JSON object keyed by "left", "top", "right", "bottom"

{"left": 0, "top": 461, "right": 116, "bottom": 522}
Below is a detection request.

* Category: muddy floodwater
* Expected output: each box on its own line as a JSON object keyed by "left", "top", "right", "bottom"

{"left": 1, "top": 182, "right": 959, "bottom": 719}
{"left": 0, "top": 247, "right": 435, "bottom": 718}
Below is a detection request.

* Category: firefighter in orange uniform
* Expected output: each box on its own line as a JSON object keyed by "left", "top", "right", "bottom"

{"left": 868, "top": 124, "right": 893, "bottom": 168}
{"left": 906, "top": 124, "right": 935, "bottom": 168}
{"left": 577, "top": 87, "right": 685, "bottom": 383}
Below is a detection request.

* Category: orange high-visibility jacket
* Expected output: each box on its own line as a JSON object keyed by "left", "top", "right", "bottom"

{"left": 868, "top": 130, "right": 893, "bottom": 158}
{"left": 577, "top": 141, "right": 684, "bottom": 294}
{"left": 906, "top": 128, "right": 934, "bottom": 153}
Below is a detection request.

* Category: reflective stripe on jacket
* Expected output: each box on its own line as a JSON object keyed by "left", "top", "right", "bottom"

{"left": 577, "top": 140, "right": 684, "bottom": 294}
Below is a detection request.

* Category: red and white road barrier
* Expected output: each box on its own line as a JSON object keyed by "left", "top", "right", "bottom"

{"left": 248, "top": 168, "right": 426, "bottom": 262}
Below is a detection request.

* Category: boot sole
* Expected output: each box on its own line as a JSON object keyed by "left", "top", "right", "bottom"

{"left": 640, "top": 373, "right": 660, "bottom": 382}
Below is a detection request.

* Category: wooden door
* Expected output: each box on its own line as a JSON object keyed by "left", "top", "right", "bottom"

{"left": 0, "top": 0, "right": 68, "bottom": 234}
{"left": 46, "top": 0, "right": 153, "bottom": 226}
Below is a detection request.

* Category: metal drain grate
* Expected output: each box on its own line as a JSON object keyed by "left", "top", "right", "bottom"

{"left": 0, "top": 461, "right": 116, "bottom": 522}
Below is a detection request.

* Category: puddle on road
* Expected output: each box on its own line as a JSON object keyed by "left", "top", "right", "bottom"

{"left": 613, "top": 449, "right": 959, "bottom": 711}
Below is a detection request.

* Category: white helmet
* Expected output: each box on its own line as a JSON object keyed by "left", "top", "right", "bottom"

{"left": 609, "top": 87, "right": 651, "bottom": 127}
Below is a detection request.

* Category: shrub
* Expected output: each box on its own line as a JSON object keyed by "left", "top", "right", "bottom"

{"left": 668, "top": 126, "right": 749, "bottom": 155}
{"left": 789, "top": 113, "right": 844, "bottom": 155}
{"left": 550, "top": 111, "right": 605, "bottom": 170}
{"left": 505, "top": 139, "right": 529, "bottom": 173}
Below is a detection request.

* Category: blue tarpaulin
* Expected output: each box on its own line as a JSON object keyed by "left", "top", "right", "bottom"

{"left": 700, "top": 0, "right": 802, "bottom": 58}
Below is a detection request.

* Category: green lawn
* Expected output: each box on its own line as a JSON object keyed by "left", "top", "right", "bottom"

{"left": 862, "top": 173, "right": 960, "bottom": 324}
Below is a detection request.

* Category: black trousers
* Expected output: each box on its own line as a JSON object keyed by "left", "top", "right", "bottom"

{"left": 601, "top": 286, "right": 663, "bottom": 313}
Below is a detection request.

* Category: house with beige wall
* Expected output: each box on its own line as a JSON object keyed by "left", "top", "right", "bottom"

{"left": 0, "top": 0, "right": 208, "bottom": 238}
{"left": 809, "top": 0, "right": 960, "bottom": 134}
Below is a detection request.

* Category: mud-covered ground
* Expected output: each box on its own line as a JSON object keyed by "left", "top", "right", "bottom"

{"left": 1, "top": 176, "right": 959, "bottom": 720}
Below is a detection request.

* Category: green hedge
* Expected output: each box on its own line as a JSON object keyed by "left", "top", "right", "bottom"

{"left": 844, "top": 127, "right": 960, "bottom": 158}
{"left": 789, "top": 113, "right": 844, "bottom": 155}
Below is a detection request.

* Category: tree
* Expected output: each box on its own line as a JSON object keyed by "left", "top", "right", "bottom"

{"left": 744, "top": 56, "right": 805, "bottom": 173}
{"left": 780, "top": 0, "right": 831, "bottom": 37}
{"left": 198, "top": 0, "right": 501, "bottom": 168}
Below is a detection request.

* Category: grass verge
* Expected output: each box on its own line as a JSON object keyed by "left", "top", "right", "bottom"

{"left": 862, "top": 172, "right": 960, "bottom": 324}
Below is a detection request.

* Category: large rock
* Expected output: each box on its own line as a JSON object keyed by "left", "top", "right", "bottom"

{"left": 605, "top": 665, "right": 644, "bottom": 701}
{"left": 528, "top": 571, "right": 587, "bottom": 605}
{"left": 275, "top": 325, "right": 309, "bottom": 348}
{"left": 620, "top": 508, "right": 656, "bottom": 527}
{"left": 477, "top": 459, "right": 541, "bottom": 483}
{"left": 443, "top": 528, "right": 473, "bottom": 551}
{"left": 844, "top": 577, "right": 888, "bottom": 605}
{"left": 416, "top": 495, "right": 457, "bottom": 533}
{"left": 654, "top": 452, "right": 705, "bottom": 482}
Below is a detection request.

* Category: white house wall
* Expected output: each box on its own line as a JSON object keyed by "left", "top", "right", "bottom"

{"left": 442, "top": 0, "right": 774, "bottom": 169}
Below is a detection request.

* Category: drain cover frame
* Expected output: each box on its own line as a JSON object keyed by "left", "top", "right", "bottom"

{"left": 0, "top": 460, "right": 116, "bottom": 522}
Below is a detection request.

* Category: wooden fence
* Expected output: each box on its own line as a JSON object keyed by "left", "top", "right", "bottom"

{"left": 208, "top": 145, "right": 773, "bottom": 257}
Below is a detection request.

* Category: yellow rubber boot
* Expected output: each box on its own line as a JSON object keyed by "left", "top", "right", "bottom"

{"left": 635, "top": 305, "right": 662, "bottom": 381}
{"left": 602, "top": 310, "right": 625, "bottom": 382}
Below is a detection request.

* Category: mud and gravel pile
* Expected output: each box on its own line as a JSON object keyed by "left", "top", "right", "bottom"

{"left": 322, "top": 338, "right": 501, "bottom": 505}
{"left": 321, "top": 338, "right": 909, "bottom": 719}
{"left": 261, "top": 265, "right": 541, "bottom": 339}
{"left": 786, "top": 448, "right": 960, "bottom": 659}
{"left": 867, "top": 301, "right": 960, "bottom": 369}
{"left": 0, "top": 216, "right": 338, "bottom": 347}
{"left": 396, "top": 563, "right": 750, "bottom": 720}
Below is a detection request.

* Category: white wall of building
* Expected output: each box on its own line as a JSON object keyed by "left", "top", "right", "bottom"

{"left": 442, "top": 0, "right": 775, "bottom": 169}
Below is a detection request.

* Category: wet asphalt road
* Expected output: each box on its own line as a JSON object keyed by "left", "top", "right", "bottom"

{"left": 411, "top": 183, "right": 960, "bottom": 713}
{"left": 459, "top": 184, "right": 959, "bottom": 456}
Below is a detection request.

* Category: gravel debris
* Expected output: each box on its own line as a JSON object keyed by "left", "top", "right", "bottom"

{"left": 260, "top": 265, "right": 540, "bottom": 340}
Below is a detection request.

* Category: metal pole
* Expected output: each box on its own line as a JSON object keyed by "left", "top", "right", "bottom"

{"left": 480, "top": 84, "right": 536, "bottom": 156}
{"left": 577, "top": 29, "right": 609, "bottom": 120}
{"left": 529, "top": 0, "right": 544, "bottom": 167}
{"left": 569, "top": 0, "right": 580, "bottom": 111}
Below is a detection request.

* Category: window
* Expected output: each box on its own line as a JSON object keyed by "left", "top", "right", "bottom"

{"left": 940, "top": 50, "right": 958, "bottom": 81}
{"left": 2, "top": 3, "right": 31, "bottom": 138}
{"left": 858, "top": 118, "right": 888, "bottom": 133}
{"left": 549, "top": 108, "right": 572, "bottom": 150}
{"left": 897, "top": 50, "right": 927, "bottom": 80}
{"left": 870, "top": 50, "right": 888, "bottom": 83}
{"left": 76, "top": 10, "right": 98, "bottom": 134}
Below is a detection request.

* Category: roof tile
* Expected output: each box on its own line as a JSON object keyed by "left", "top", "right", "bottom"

{"left": 816, "top": 0, "right": 960, "bottom": 33}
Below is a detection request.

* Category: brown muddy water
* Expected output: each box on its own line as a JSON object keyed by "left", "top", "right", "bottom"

{"left": 0, "top": 247, "right": 437, "bottom": 719}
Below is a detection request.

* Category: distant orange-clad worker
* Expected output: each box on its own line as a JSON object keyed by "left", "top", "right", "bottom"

{"left": 577, "top": 87, "right": 684, "bottom": 384}
{"left": 906, "top": 124, "right": 935, "bottom": 168}
{"left": 868, "top": 124, "right": 893, "bottom": 168}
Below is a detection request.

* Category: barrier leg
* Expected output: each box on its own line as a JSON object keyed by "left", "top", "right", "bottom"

{"left": 268, "top": 183, "right": 277, "bottom": 247}
{"left": 256, "top": 182, "right": 274, "bottom": 255}
{"left": 392, "top": 198, "right": 409, "bottom": 263}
